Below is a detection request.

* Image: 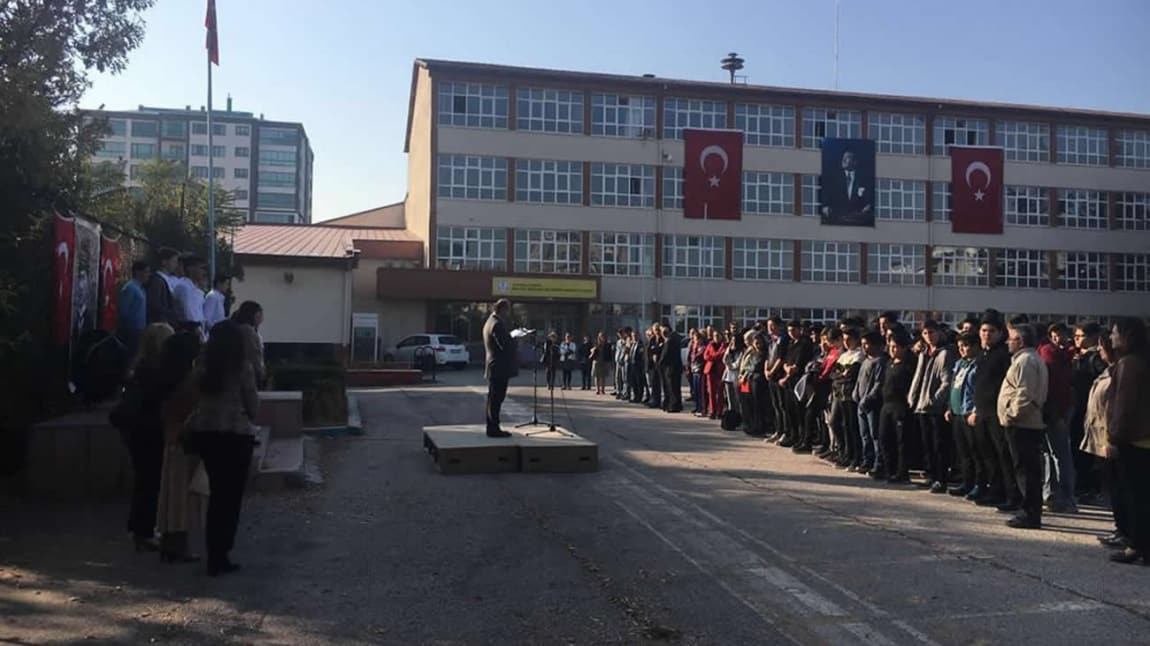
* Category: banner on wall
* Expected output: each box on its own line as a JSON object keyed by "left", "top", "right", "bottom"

{"left": 819, "top": 138, "right": 876, "bottom": 227}
{"left": 72, "top": 216, "right": 101, "bottom": 348}
{"left": 52, "top": 212, "right": 76, "bottom": 346}
{"left": 949, "top": 146, "right": 1004, "bottom": 235}
{"left": 99, "top": 235, "right": 122, "bottom": 332}
{"left": 683, "top": 129, "right": 744, "bottom": 220}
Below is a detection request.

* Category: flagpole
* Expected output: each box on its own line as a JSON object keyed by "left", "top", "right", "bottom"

{"left": 207, "top": 53, "right": 216, "bottom": 283}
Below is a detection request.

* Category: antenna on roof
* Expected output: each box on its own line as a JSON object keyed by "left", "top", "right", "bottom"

{"left": 720, "top": 52, "right": 744, "bottom": 85}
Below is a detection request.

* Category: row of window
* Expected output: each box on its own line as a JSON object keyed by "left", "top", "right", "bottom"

{"left": 436, "top": 155, "right": 1150, "bottom": 230}
{"left": 435, "top": 82, "right": 1150, "bottom": 166}
{"left": 434, "top": 226, "right": 1150, "bottom": 292}
{"left": 105, "top": 119, "right": 253, "bottom": 138}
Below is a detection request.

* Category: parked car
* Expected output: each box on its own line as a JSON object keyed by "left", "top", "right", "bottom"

{"left": 385, "top": 334, "right": 470, "bottom": 369}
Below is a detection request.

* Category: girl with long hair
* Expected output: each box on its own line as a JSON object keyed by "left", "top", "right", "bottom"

{"left": 155, "top": 331, "right": 204, "bottom": 563}
{"left": 231, "top": 300, "right": 266, "bottom": 386}
{"left": 1106, "top": 317, "right": 1150, "bottom": 565}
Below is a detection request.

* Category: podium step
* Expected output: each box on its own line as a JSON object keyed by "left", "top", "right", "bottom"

{"left": 422, "top": 425, "right": 598, "bottom": 475}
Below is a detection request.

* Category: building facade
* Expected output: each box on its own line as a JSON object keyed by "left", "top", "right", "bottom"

{"left": 86, "top": 103, "right": 314, "bottom": 224}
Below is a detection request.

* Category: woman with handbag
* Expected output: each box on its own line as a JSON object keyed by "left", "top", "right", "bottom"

{"left": 155, "top": 331, "right": 205, "bottom": 563}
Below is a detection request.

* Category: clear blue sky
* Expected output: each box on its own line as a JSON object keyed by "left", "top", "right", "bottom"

{"left": 83, "top": 0, "right": 1150, "bottom": 222}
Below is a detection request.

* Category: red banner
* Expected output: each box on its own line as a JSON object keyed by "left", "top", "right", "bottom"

{"left": 99, "top": 236, "right": 121, "bottom": 332}
{"left": 950, "top": 146, "right": 1004, "bottom": 234}
{"left": 684, "top": 129, "right": 743, "bottom": 220}
{"left": 52, "top": 213, "right": 76, "bottom": 345}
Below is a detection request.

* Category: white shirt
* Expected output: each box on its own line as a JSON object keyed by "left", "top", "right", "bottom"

{"left": 157, "top": 271, "right": 180, "bottom": 293}
{"left": 172, "top": 277, "right": 206, "bottom": 325}
{"left": 203, "top": 289, "right": 227, "bottom": 329}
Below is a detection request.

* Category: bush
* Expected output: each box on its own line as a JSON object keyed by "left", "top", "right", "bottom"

{"left": 269, "top": 362, "right": 347, "bottom": 427}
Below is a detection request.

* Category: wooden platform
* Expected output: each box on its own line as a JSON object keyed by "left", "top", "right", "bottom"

{"left": 422, "top": 425, "right": 598, "bottom": 475}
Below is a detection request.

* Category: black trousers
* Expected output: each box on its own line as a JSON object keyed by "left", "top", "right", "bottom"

{"left": 662, "top": 367, "right": 682, "bottom": 411}
{"left": 768, "top": 380, "right": 788, "bottom": 437}
{"left": 836, "top": 400, "right": 861, "bottom": 464}
{"left": 749, "top": 377, "right": 771, "bottom": 436}
{"left": 952, "top": 415, "right": 981, "bottom": 487}
{"left": 628, "top": 365, "right": 646, "bottom": 402}
{"left": 1070, "top": 409, "right": 1097, "bottom": 494}
{"left": 917, "top": 413, "right": 951, "bottom": 485}
{"left": 1101, "top": 457, "right": 1129, "bottom": 537}
{"left": 802, "top": 384, "right": 831, "bottom": 448}
{"left": 1006, "top": 426, "right": 1046, "bottom": 522}
{"left": 973, "top": 414, "right": 1004, "bottom": 495}
{"left": 985, "top": 416, "right": 1021, "bottom": 502}
{"left": 647, "top": 369, "right": 662, "bottom": 407}
{"left": 580, "top": 364, "right": 591, "bottom": 390}
{"left": 562, "top": 368, "right": 573, "bottom": 389}
{"left": 486, "top": 376, "right": 510, "bottom": 431}
{"left": 196, "top": 432, "right": 254, "bottom": 565}
{"left": 781, "top": 384, "right": 803, "bottom": 442}
{"left": 738, "top": 389, "right": 755, "bottom": 433}
{"left": 126, "top": 430, "right": 164, "bottom": 540}
{"left": 1116, "top": 444, "right": 1150, "bottom": 553}
{"left": 878, "top": 404, "right": 910, "bottom": 477}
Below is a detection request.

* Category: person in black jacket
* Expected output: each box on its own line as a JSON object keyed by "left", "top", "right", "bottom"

{"left": 146, "top": 248, "right": 181, "bottom": 326}
{"left": 578, "top": 335, "right": 593, "bottom": 391}
{"left": 969, "top": 316, "right": 1017, "bottom": 508}
{"left": 658, "top": 324, "right": 684, "bottom": 413}
{"left": 1070, "top": 322, "right": 1107, "bottom": 499}
{"left": 878, "top": 330, "right": 917, "bottom": 482}
{"left": 781, "top": 320, "right": 815, "bottom": 450}
{"left": 646, "top": 325, "right": 664, "bottom": 409}
{"left": 483, "top": 299, "right": 517, "bottom": 437}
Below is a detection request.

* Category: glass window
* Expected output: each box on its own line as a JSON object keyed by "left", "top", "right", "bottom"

{"left": 257, "top": 192, "right": 295, "bottom": 209}
{"left": 191, "top": 122, "right": 207, "bottom": 135}
{"left": 211, "top": 167, "right": 223, "bottom": 179}
{"left": 590, "top": 163, "right": 655, "bottom": 208}
{"left": 130, "top": 143, "right": 156, "bottom": 158}
{"left": 801, "top": 241, "right": 859, "bottom": 283}
{"left": 95, "top": 141, "right": 126, "bottom": 158}
{"left": 743, "top": 171, "right": 794, "bottom": 215}
{"left": 515, "top": 159, "right": 582, "bottom": 204}
{"left": 589, "top": 232, "right": 655, "bottom": 276}
{"left": 732, "top": 238, "right": 793, "bottom": 281}
{"left": 259, "top": 150, "right": 296, "bottom": 166}
{"left": 662, "top": 167, "right": 683, "bottom": 209}
{"left": 932, "top": 246, "right": 989, "bottom": 287}
{"left": 932, "top": 116, "right": 989, "bottom": 155}
{"left": 516, "top": 87, "right": 584, "bottom": 134}
{"left": 661, "top": 305, "right": 725, "bottom": 335}
{"left": 996, "top": 249, "right": 1049, "bottom": 289}
{"left": 437, "top": 154, "right": 507, "bottom": 201}
{"left": 191, "top": 166, "right": 208, "bottom": 179}
{"left": 254, "top": 211, "right": 294, "bottom": 224}
{"left": 1057, "top": 252, "right": 1108, "bottom": 291}
{"left": 868, "top": 243, "right": 925, "bottom": 286}
{"left": 211, "top": 145, "right": 226, "bottom": 158}
{"left": 1059, "top": 189, "right": 1107, "bottom": 229}
{"left": 161, "top": 120, "right": 187, "bottom": 138}
{"left": 259, "top": 127, "right": 298, "bottom": 146}
{"left": 130, "top": 120, "right": 157, "bottom": 137}
{"left": 876, "top": 179, "right": 926, "bottom": 221}
{"left": 737, "top": 308, "right": 789, "bottom": 328}
{"left": 438, "top": 81, "right": 509, "bottom": 129}
{"left": 191, "top": 144, "right": 208, "bottom": 157}
{"left": 107, "top": 119, "right": 127, "bottom": 136}
{"left": 735, "top": 103, "right": 795, "bottom": 147}
{"left": 1115, "top": 192, "right": 1150, "bottom": 231}
{"left": 1004, "top": 186, "right": 1049, "bottom": 227}
{"left": 212, "top": 123, "right": 226, "bottom": 136}
{"left": 259, "top": 171, "right": 295, "bottom": 188}
{"left": 662, "top": 97, "right": 727, "bottom": 140}
{"left": 1057, "top": 125, "right": 1108, "bottom": 166}
{"left": 868, "top": 112, "right": 926, "bottom": 155}
{"left": 435, "top": 226, "right": 507, "bottom": 271}
{"left": 235, "top": 146, "right": 249, "bottom": 157}
{"left": 162, "top": 143, "right": 185, "bottom": 161}
{"left": 932, "top": 182, "right": 951, "bottom": 222}
{"left": 234, "top": 168, "right": 248, "bottom": 179}
{"left": 1116, "top": 129, "right": 1150, "bottom": 168}
{"left": 591, "top": 94, "right": 656, "bottom": 138}
{"left": 235, "top": 125, "right": 250, "bottom": 137}
{"left": 663, "top": 235, "right": 724, "bottom": 279}
{"left": 514, "top": 229, "right": 582, "bottom": 274}
{"left": 996, "top": 121, "right": 1050, "bottom": 162}
{"left": 234, "top": 189, "right": 248, "bottom": 201}
{"left": 1115, "top": 254, "right": 1150, "bottom": 292}
{"left": 801, "top": 174, "right": 822, "bottom": 217}
{"left": 801, "top": 108, "right": 861, "bottom": 149}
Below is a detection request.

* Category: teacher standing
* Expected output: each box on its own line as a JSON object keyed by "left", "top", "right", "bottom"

{"left": 483, "top": 299, "right": 516, "bottom": 438}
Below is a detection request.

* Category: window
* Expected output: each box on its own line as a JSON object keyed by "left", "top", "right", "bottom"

{"left": 234, "top": 189, "right": 249, "bottom": 201}
{"left": 1059, "top": 189, "right": 1107, "bottom": 229}
{"left": 800, "top": 174, "right": 822, "bottom": 216}
{"left": 1004, "top": 186, "right": 1049, "bottom": 227}
{"left": 254, "top": 212, "right": 295, "bottom": 224}
{"left": 259, "top": 171, "right": 296, "bottom": 188}
{"left": 161, "top": 120, "right": 187, "bottom": 138}
{"left": 1057, "top": 125, "right": 1108, "bottom": 166}
{"left": 801, "top": 241, "right": 859, "bottom": 283}
{"left": 514, "top": 229, "right": 582, "bottom": 274}
{"left": 211, "top": 145, "right": 226, "bottom": 158}
{"left": 162, "top": 144, "right": 185, "bottom": 161}
{"left": 663, "top": 98, "right": 727, "bottom": 140}
{"left": 932, "top": 246, "right": 989, "bottom": 287}
{"left": 95, "top": 141, "right": 126, "bottom": 158}
{"left": 793, "top": 309, "right": 852, "bottom": 326}
{"left": 235, "top": 146, "right": 249, "bottom": 157}
{"left": 932, "top": 182, "right": 951, "bottom": 222}
{"left": 435, "top": 226, "right": 507, "bottom": 271}
{"left": 996, "top": 249, "right": 1049, "bottom": 289}
{"left": 259, "top": 150, "right": 296, "bottom": 166}
{"left": 234, "top": 168, "right": 248, "bottom": 179}
{"left": 1115, "top": 192, "right": 1150, "bottom": 231}
{"left": 516, "top": 87, "right": 583, "bottom": 134}
{"left": 1116, "top": 129, "right": 1150, "bottom": 168}
{"left": 589, "top": 232, "right": 655, "bottom": 276}
{"left": 932, "top": 116, "right": 989, "bottom": 155}
{"left": 1058, "top": 252, "right": 1107, "bottom": 291}
{"left": 868, "top": 243, "right": 925, "bottom": 286}
{"left": 437, "top": 155, "right": 507, "bottom": 200}
{"left": 211, "top": 167, "right": 224, "bottom": 179}
{"left": 743, "top": 172, "right": 794, "bottom": 215}
{"left": 1115, "top": 254, "right": 1150, "bottom": 292}
{"left": 661, "top": 306, "right": 725, "bottom": 335}
{"left": 130, "top": 120, "right": 157, "bottom": 137}
{"left": 515, "top": 159, "right": 582, "bottom": 204}
{"left": 257, "top": 192, "right": 295, "bottom": 209}
{"left": 591, "top": 94, "right": 656, "bottom": 138}
{"left": 662, "top": 167, "right": 683, "bottom": 209}
{"left": 732, "top": 238, "right": 793, "bottom": 281}
{"left": 735, "top": 103, "right": 795, "bottom": 147}
{"left": 130, "top": 143, "right": 156, "bottom": 158}
{"left": 590, "top": 163, "right": 654, "bottom": 208}
{"left": 192, "top": 122, "right": 207, "bottom": 135}
{"left": 737, "top": 308, "right": 786, "bottom": 327}
{"left": 663, "top": 235, "right": 724, "bottom": 279}
{"left": 438, "top": 81, "right": 508, "bottom": 129}
{"left": 212, "top": 123, "right": 226, "bottom": 136}
{"left": 191, "top": 144, "right": 208, "bottom": 157}
{"left": 868, "top": 112, "right": 926, "bottom": 155}
{"left": 191, "top": 166, "right": 208, "bottom": 179}
{"left": 259, "top": 127, "right": 298, "bottom": 146}
{"left": 876, "top": 179, "right": 926, "bottom": 221}
{"left": 801, "top": 108, "right": 861, "bottom": 148}
{"left": 996, "top": 121, "right": 1050, "bottom": 162}
{"left": 107, "top": 119, "right": 127, "bottom": 136}
{"left": 235, "top": 125, "right": 250, "bottom": 137}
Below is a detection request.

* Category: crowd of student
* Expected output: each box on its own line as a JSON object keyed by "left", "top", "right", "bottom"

{"left": 110, "top": 248, "right": 267, "bottom": 577}
{"left": 564, "top": 312, "right": 1150, "bottom": 566}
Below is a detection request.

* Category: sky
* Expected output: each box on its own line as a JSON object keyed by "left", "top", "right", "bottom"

{"left": 82, "top": 0, "right": 1150, "bottom": 223}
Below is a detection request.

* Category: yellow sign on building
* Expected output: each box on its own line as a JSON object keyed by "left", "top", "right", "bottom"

{"left": 491, "top": 276, "right": 598, "bottom": 300}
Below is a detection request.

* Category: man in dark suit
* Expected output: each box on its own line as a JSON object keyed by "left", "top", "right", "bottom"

{"left": 483, "top": 298, "right": 516, "bottom": 437}
{"left": 820, "top": 149, "right": 874, "bottom": 221}
{"left": 146, "top": 247, "right": 181, "bottom": 325}
{"left": 658, "top": 324, "right": 684, "bottom": 413}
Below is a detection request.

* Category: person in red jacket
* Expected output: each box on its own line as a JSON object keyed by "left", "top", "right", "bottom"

{"left": 703, "top": 330, "right": 728, "bottom": 419}
{"left": 1039, "top": 324, "right": 1076, "bottom": 513}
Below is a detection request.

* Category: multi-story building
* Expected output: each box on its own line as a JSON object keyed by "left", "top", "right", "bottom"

{"left": 86, "top": 102, "right": 314, "bottom": 224}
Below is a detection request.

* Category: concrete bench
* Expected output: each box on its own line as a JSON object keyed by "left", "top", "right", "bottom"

{"left": 25, "top": 405, "right": 130, "bottom": 499}
{"left": 255, "top": 391, "right": 303, "bottom": 439}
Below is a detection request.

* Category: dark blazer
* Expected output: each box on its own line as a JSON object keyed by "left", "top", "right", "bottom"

{"left": 145, "top": 273, "right": 178, "bottom": 325}
{"left": 822, "top": 166, "right": 874, "bottom": 217}
{"left": 483, "top": 313, "right": 516, "bottom": 380}
{"left": 659, "top": 332, "right": 684, "bottom": 370}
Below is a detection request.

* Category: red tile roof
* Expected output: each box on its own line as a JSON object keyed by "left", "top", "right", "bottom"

{"left": 233, "top": 224, "right": 420, "bottom": 259}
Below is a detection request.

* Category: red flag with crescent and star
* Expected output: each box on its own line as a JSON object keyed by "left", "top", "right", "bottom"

{"left": 205, "top": 0, "right": 219, "bottom": 65}
{"left": 52, "top": 212, "right": 76, "bottom": 345}
{"left": 99, "top": 236, "right": 121, "bottom": 332}
{"left": 683, "top": 129, "right": 743, "bottom": 220}
{"left": 950, "top": 146, "right": 1004, "bottom": 234}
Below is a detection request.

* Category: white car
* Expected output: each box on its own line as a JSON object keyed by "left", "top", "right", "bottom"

{"left": 389, "top": 334, "right": 470, "bottom": 369}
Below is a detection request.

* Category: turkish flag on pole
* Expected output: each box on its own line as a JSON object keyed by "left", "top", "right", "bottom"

{"left": 950, "top": 146, "right": 1004, "bottom": 234}
{"left": 205, "top": 0, "right": 219, "bottom": 65}
{"left": 52, "top": 213, "right": 75, "bottom": 345}
{"left": 99, "top": 236, "right": 121, "bottom": 333}
{"left": 684, "top": 129, "right": 743, "bottom": 220}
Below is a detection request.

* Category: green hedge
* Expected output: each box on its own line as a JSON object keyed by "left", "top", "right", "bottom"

{"left": 269, "top": 362, "right": 347, "bottom": 427}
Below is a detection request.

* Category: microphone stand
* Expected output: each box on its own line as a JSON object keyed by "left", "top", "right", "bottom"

{"left": 524, "top": 338, "right": 573, "bottom": 437}
{"left": 515, "top": 333, "right": 548, "bottom": 430}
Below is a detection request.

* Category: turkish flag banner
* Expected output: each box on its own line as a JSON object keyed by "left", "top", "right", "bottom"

{"left": 684, "top": 129, "right": 743, "bottom": 220}
{"left": 99, "top": 236, "right": 121, "bottom": 332}
{"left": 52, "top": 213, "right": 76, "bottom": 345}
{"left": 950, "top": 146, "right": 1004, "bottom": 234}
